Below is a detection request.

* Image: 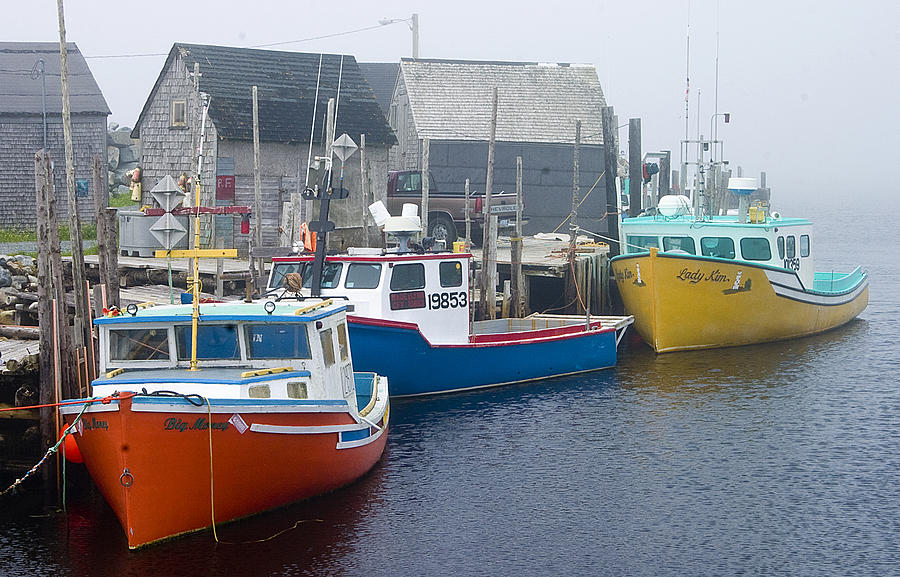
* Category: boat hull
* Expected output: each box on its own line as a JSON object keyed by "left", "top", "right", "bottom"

{"left": 611, "top": 250, "right": 868, "bottom": 353}
{"left": 347, "top": 317, "right": 620, "bottom": 396}
{"left": 61, "top": 394, "right": 388, "bottom": 549}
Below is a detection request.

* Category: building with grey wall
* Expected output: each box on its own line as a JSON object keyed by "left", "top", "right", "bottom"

{"left": 133, "top": 43, "right": 395, "bottom": 251}
{"left": 388, "top": 58, "right": 610, "bottom": 235}
{"left": 0, "top": 42, "right": 109, "bottom": 228}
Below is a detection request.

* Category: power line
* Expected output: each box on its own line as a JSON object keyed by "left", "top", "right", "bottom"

{"left": 83, "top": 21, "right": 399, "bottom": 60}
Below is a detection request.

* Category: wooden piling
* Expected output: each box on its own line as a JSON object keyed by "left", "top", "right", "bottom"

{"left": 421, "top": 137, "right": 430, "bottom": 239}
{"left": 252, "top": 86, "right": 264, "bottom": 291}
{"left": 104, "top": 207, "right": 120, "bottom": 308}
{"left": 628, "top": 118, "right": 642, "bottom": 217}
{"left": 566, "top": 121, "right": 582, "bottom": 314}
{"left": 659, "top": 150, "right": 671, "bottom": 198}
{"left": 34, "top": 150, "right": 55, "bottom": 456}
{"left": 479, "top": 88, "right": 499, "bottom": 320}
{"left": 601, "top": 106, "right": 620, "bottom": 258}
{"left": 57, "top": 0, "right": 88, "bottom": 356}
{"left": 509, "top": 156, "right": 525, "bottom": 317}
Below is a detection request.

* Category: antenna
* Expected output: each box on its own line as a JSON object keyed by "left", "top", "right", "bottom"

{"left": 713, "top": 0, "right": 720, "bottom": 161}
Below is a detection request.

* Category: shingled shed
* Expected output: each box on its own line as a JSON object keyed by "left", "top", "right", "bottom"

{"left": 389, "top": 58, "right": 609, "bottom": 235}
{"left": 0, "top": 42, "right": 109, "bottom": 227}
{"left": 132, "top": 43, "right": 395, "bottom": 251}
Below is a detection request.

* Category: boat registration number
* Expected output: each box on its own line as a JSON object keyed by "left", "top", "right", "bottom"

{"left": 428, "top": 291, "right": 467, "bottom": 310}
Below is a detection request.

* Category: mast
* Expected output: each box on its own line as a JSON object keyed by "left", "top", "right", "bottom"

{"left": 189, "top": 95, "right": 211, "bottom": 371}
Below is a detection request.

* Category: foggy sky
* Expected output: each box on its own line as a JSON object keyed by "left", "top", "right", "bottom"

{"left": 4, "top": 0, "right": 898, "bottom": 204}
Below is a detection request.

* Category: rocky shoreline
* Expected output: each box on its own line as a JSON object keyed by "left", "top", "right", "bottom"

{"left": 106, "top": 123, "right": 140, "bottom": 198}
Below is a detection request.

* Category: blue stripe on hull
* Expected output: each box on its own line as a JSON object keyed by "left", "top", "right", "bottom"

{"left": 347, "top": 322, "right": 618, "bottom": 396}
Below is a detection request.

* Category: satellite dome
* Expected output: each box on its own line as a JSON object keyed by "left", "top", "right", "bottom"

{"left": 657, "top": 195, "right": 692, "bottom": 217}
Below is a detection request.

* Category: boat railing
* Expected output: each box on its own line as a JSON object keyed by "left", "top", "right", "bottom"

{"left": 812, "top": 267, "right": 868, "bottom": 294}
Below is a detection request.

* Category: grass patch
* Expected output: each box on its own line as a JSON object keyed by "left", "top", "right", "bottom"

{"left": 59, "top": 223, "right": 97, "bottom": 241}
{"left": 0, "top": 228, "right": 34, "bottom": 243}
{"left": 110, "top": 192, "right": 138, "bottom": 208}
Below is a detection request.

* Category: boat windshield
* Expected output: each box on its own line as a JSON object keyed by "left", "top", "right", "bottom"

{"left": 245, "top": 323, "right": 312, "bottom": 359}
{"left": 175, "top": 324, "right": 241, "bottom": 360}
{"left": 109, "top": 328, "right": 170, "bottom": 362}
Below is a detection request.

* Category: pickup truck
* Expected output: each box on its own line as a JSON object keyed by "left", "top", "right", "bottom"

{"left": 387, "top": 170, "right": 519, "bottom": 244}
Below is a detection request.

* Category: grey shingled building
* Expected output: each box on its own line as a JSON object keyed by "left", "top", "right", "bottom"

{"left": 0, "top": 42, "right": 109, "bottom": 227}
{"left": 132, "top": 43, "right": 395, "bottom": 250}
{"left": 388, "top": 58, "right": 609, "bottom": 235}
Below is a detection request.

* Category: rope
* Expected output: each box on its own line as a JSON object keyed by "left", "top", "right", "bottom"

{"left": 206, "top": 396, "right": 219, "bottom": 543}
{"left": 551, "top": 170, "right": 608, "bottom": 234}
{"left": 1, "top": 401, "right": 91, "bottom": 498}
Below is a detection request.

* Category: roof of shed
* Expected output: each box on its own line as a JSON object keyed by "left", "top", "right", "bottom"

{"left": 399, "top": 58, "right": 606, "bottom": 145}
{"left": 134, "top": 43, "right": 395, "bottom": 145}
{"left": 357, "top": 62, "right": 399, "bottom": 116}
{"left": 0, "top": 42, "right": 110, "bottom": 116}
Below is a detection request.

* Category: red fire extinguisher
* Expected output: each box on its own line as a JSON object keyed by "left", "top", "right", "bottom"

{"left": 240, "top": 213, "right": 250, "bottom": 234}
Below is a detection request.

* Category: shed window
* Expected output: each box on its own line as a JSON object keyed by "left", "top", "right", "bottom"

{"left": 390, "top": 263, "right": 425, "bottom": 291}
{"left": 170, "top": 99, "right": 187, "bottom": 127}
{"left": 740, "top": 238, "right": 772, "bottom": 261}
{"left": 662, "top": 236, "right": 696, "bottom": 254}
{"left": 700, "top": 237, "right": 735, "bottom": 259}
{"left": 800, "top": 235, "right": 810, "bottom": 257}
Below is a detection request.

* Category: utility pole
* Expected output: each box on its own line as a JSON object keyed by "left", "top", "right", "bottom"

{"left": 566, "top": 120, "right": 581, "bottom": 313}
{"left": 510, "top": 156, "right": 525, "bottom": 317}
{"left": 411, "top": 13, "right": 419, "bottom": 58}
{"left": 57, "top": 0, "right": 87, "bottom": 355}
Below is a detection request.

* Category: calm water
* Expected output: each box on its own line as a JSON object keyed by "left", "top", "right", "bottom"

{"left": 2, "top": 199, "right": 898, "bottom": 576}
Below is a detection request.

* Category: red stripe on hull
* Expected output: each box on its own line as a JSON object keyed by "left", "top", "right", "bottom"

{"left": 65, "top": 397, "right": 387, "bottom": 548}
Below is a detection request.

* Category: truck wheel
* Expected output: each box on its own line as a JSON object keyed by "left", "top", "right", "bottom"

{"left": 428, "top": 214, "right": 458, "bottom": 245}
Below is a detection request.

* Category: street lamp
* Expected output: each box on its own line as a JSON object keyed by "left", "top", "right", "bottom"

{"left": 378, "top": 13, "right": 419, "bottom": 59}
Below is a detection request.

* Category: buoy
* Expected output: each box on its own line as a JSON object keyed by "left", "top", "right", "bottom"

{"left": 59, "top": 428, "right": 83, "bottom": 464}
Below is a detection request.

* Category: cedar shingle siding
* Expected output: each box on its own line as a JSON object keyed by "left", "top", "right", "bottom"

{"left": 387, "top": 58, "right": 611, "bottom": 235}
{"left": 0, "top": 43, "right": 109, "bottom": 227}
{"left": 134, "top": 44, "right": 395, "bottom": 250}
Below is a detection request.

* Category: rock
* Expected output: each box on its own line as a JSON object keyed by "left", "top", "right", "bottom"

{"left": 108, "top": 171, "right": 116, "bottom": 190}
{"left": 107, "top": 145, "right": 120, "bottom": 170}
{"left": 116, "top": 184, "right": 131, "bottom": 197}
{"left": 108, "top": 130, "right": 136, "bottom": 147}
{"left": 10, "top": 275, "right": 27, "bottom": 290}
{"left": 119, "top": 144, "right": 140, "bottom": 164}
{"left": 0, "top": 269, "right": 10, "bottom": 288}
{"left": 15, "top": 255, "right": 35, "bottom": 269}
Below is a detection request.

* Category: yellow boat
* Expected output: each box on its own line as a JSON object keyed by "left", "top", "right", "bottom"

{"left": 610, "top": 194, "right": 868, "bottom": 353}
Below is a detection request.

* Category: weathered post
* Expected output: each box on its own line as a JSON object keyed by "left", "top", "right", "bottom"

{"left": 628, "top": 118, "right": 642, "bottom": 217}
{"left": 464, "top": 178, "right": 471, "bottom": 247}
{"left": 601, "top": 106, "right": 620, "bottom": 258}
{"left": 57, "top": 0, "right": 88, "bottom": 356}
{"left": 252, "top": 86, "right": 264, "bottom": 291}
{"left": 34, "top": 151, "right": 55, "bottom": 461}
{"left": 104, "top": 207, "right": 119, "bottom": 307}
{"left": 510, "top": 156, "right": 525, "bottom": 317}
{"left": 659, "top": 150, "right": 671, "bottom": 198}
{"left": 92, "top": 156, "right": 109, "bottom": 289}
{"left": 360, "top": 133, "right": 373, "bottom": 247}
{"left": 421, "top": 137, "right": 430, "bottom": 240}
{"left": 565, "top": 121, "right": 582, "bottom": 313}
{"left": 479, "top": 88, "right": 499, "bottom": 320}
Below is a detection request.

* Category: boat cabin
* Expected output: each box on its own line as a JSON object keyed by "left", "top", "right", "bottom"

{"left": 622, "top": 214, "right": 816, "bottom": 289}
{"left": 94, "top": 300, "right": 360, "bottom": 411}
{"left": 268, "top": 250, "right": 472, "bottom": 345}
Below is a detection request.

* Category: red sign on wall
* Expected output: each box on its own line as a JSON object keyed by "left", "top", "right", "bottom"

{"left": 216, "top": 175, "right": 235, "bottom": 201}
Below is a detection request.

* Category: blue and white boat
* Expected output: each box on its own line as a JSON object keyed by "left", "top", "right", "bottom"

{"left": 267, "top": 208, "right": 632, "bottom": 396}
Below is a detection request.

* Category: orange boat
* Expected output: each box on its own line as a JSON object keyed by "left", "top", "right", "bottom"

{"left": 60, "top": 299, "right": 389, "bottom": 549}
